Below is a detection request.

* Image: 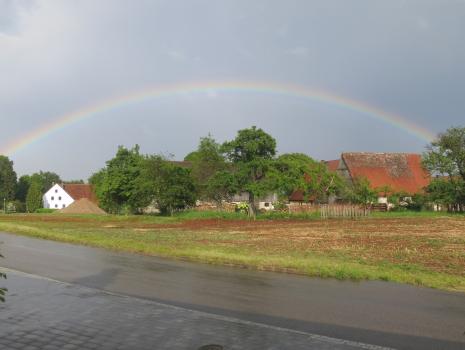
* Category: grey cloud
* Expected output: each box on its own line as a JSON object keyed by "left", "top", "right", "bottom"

{"left": 1, "top": 0, "right": 464, "bottom": 179}
{"left": 0, "top": 0, "right": 36, "bottom": 35}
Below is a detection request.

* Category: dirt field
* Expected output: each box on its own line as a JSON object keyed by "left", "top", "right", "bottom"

{"left": 1, "top": 214, "right": 464, "bottom": 290}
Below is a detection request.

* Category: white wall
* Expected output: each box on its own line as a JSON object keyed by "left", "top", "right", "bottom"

{"left": 43, "top": 184, "right": 74, "bottom": 210}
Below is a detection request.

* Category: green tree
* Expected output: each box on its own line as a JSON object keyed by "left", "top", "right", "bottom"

{"left": 26, "top": 180, "right": 43, "bottom": 212}
{"left": 15, "top": 175, "right": 31, "bottom": 202}
{"left": 221, "top": 126, "right": 277, "bottom": 217}
{"left": 344, "top": 176, "right": 378, "bottom": 204}
{"left": 188, "top": 135, "right": 227, "bottom": 200}
{"left": 30, "top": 171, "right": 61, "bottom": 193}
{"left": 205, "top": 170, "right": 238, "bottom": 205}
{"left": 426, "top": 177, "right": 465, "bottom": 211}
{"left": 141, "top": 156, "right": 196, "bottom": 215}
{"left": 423, "top": 126, "right": 465, "bottom": 211}
{"left": 0, "top": 156, "right": 17, "bottom": 202}
{"left": 90, "top": 145, "right": 149, "bottom": 214}
{"left": 271, "top": 153, "right": 343, "bottom": 203}
{"left": 423, "top": 126, "right": 465, "bottom": 180}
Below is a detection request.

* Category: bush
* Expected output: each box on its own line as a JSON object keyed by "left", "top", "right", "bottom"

{"left": 11, "top": 200, "right": 26, "bottom": 213}
{"left": 35, "top": 208, "right": 56, "bottom": 214}
{"left": 235, "top": 202, "right": 249, "bottom": 214}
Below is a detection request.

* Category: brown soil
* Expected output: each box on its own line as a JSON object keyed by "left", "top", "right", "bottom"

{"left": 58, "top": 199, "right": 107, "bottom": 215}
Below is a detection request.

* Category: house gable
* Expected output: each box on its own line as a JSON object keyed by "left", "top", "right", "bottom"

{"left": 43, "top": 184, "right": 75, "bottom": 210}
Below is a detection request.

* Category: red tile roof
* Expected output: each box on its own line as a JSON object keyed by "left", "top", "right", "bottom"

{"left": 341, "top": 152, "right": 430, "bottom": 194}
{"left": 324, "top": 159, "right": 340, "bottom": 172}
{"left": 62, "top": 184, "right": 98, "bottom": 204}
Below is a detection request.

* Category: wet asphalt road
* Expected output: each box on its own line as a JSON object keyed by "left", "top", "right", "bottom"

{"left": 0, "top": 232, "right": 464, "bottom": 350}
{"left": 0, "top": 271, "right": 391, "bottom": 350}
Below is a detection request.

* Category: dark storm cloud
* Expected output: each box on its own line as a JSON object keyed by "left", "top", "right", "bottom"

{"left": 1, "top": 0, "right": 464, "bottom": 179}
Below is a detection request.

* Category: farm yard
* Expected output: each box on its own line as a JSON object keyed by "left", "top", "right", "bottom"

{"left": 0, "top": 212, "right": 464, "bottom": 292}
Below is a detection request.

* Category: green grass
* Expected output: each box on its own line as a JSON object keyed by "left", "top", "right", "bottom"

{"left": 372, "top": 210, "right": 465, "bottom": 219}
{"left": 0, "top": 212, "right": 464, "bottom": 292}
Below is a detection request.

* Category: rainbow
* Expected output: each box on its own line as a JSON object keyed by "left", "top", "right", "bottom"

{"left": 1, "top": 80, "right": 436, "bottom": 155}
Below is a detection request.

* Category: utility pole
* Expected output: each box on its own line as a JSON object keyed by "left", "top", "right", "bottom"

{"left": 3, "top": 198, "right": 5, "bottom": 214}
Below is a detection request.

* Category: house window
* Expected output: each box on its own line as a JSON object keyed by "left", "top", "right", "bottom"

{"left": 51, "top": 196, "right": 54, "bottom": 201}
{"left": 55, "top": 204, "right": 58, "bottom": 208}
{"left": 264, "top": 202, "right": 270, "bottom": 207}
{"left": 55, "top": 189, "right": 58, "bottom": 193}
{"left": 58, "top": 196, "right": 62, "bottom": 201}
{"left": 62, "top": 204, "right": 65, "bottom": 208}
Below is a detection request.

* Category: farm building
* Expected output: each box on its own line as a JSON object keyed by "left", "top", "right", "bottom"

{"left": 43, "top": 183, "right": 98, "bottom": 210}
{"left": 337, "top": 152, "right": 430, "bottom": 203}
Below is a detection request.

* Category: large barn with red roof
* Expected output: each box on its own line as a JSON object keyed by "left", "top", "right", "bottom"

{"left": 337, "top": 152, "right": 430, "bottom": 199}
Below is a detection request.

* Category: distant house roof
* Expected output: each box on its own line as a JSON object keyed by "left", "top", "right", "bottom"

{"left": 288, "top": 190, "right": 317, "bottom": 202}
{"left": 341, "top": 152, "right": 430, "bottom": 194}
{"left": 62, "top": 184, "right": 98, "bottom": 204}
{"left": 324, "top": 159, "right": 340, "bottom": 172}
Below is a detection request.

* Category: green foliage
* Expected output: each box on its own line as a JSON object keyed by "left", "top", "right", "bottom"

{"left": 189, "top": 135, "right": 227, "bottom": 200}
{"left": 423, "top": 127, "right": 465, "bottom": 211}
{"left": 205, "top": 170, "right": 238, "bottom": 204}
{"left": 235, "top": 202, "right": 249, "bottom": 214}
{"left": 140, "top": 156, "right": 197, "bottom": 215}
{"left": 423, "top": 126, "right": 465, "bottom": 180}
{"left": 0, "top": 155, "right": 17, "bottom": 201}
{"left": 386, "top": 191, "right": 425, "bottom": 212}
{"left": 15, "top": 175, "right": 31, "bottom": 202}
{"left": 221, "top": 126, "right": 277, "bottom": 216}
{"left": 15, "top": 171, "right": 61, "bottom": 206}
{"left": 10, "top": 200, "right": 26, "bottom": 213}
{"left": 90, "top": 145, "right": 149, "bottom": 214}
{"left": 272, "top": 153, "right": 343, "bottom": 202}
{"left": 35, "top": 208, "right": 56, "bottom": 213}
{"left": 26, "top": 180, "right": 43, "bottom": 213}
{"left": 426, "top": 177, "right": 465, "bottom": 210}
{"left": 344, "top": 176, "right": 378, "bottom": 204}
{"left": 30, "top": 171, "right": 62, "bottom": 193}
{"left": 222, "top": 126, "right": 277, "bottom": 163}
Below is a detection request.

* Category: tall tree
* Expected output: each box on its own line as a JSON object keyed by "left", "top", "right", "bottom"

{"left": 423, "top": 126, "right": 465, "bottom": 180}
{"left": 90, "top": 145, "right": 149, "bottom": 214}
{"left": 187, "top": 135, "right": 226, "bottom": 200}
{"left": 271, "top": 153, "right": 342, "bottom": 202}
{"left": 26, "top": 180, "right": 43, "bottom": 212}
{"left": 15, "top": 175, "right": 31, "bottom": 202}
{"left": 140, "top": 156, "right": 196, "bottom": 215}
{"left": 221, "top": 126, "right": 277, "bottom": 217}
{"left": 30, "top": 171, "right": 61, "bottom": 193}
{"left": 423, "top": 126, "right": 465, "bottom": 210}
{"left": 0, "top": 156, "right": 17, "bottom": 202}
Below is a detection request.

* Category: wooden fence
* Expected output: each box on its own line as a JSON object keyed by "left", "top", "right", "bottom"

{"left": 288, "top": 203, "right": 319, "bottom": 214}
{"left": 288, "top": 203, "right": 371, "bottom": 218}
{"left": 319, "top": 204, "right": 371, "bottom": 219}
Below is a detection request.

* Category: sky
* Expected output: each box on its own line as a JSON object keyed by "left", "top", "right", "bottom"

{"left": 1, "top": 0, "right": 464, "bottom": 180}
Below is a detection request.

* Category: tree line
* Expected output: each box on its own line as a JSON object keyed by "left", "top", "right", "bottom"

{"left": 89, "top": 127, "right": 342, "bottom": 216}
{"left": 0, "top": 125, "right": 464, "bottom": 215}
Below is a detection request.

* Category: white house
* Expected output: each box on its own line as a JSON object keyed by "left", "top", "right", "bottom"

{"left": 43, "top": 184, "right": 75, "bottom": 209}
